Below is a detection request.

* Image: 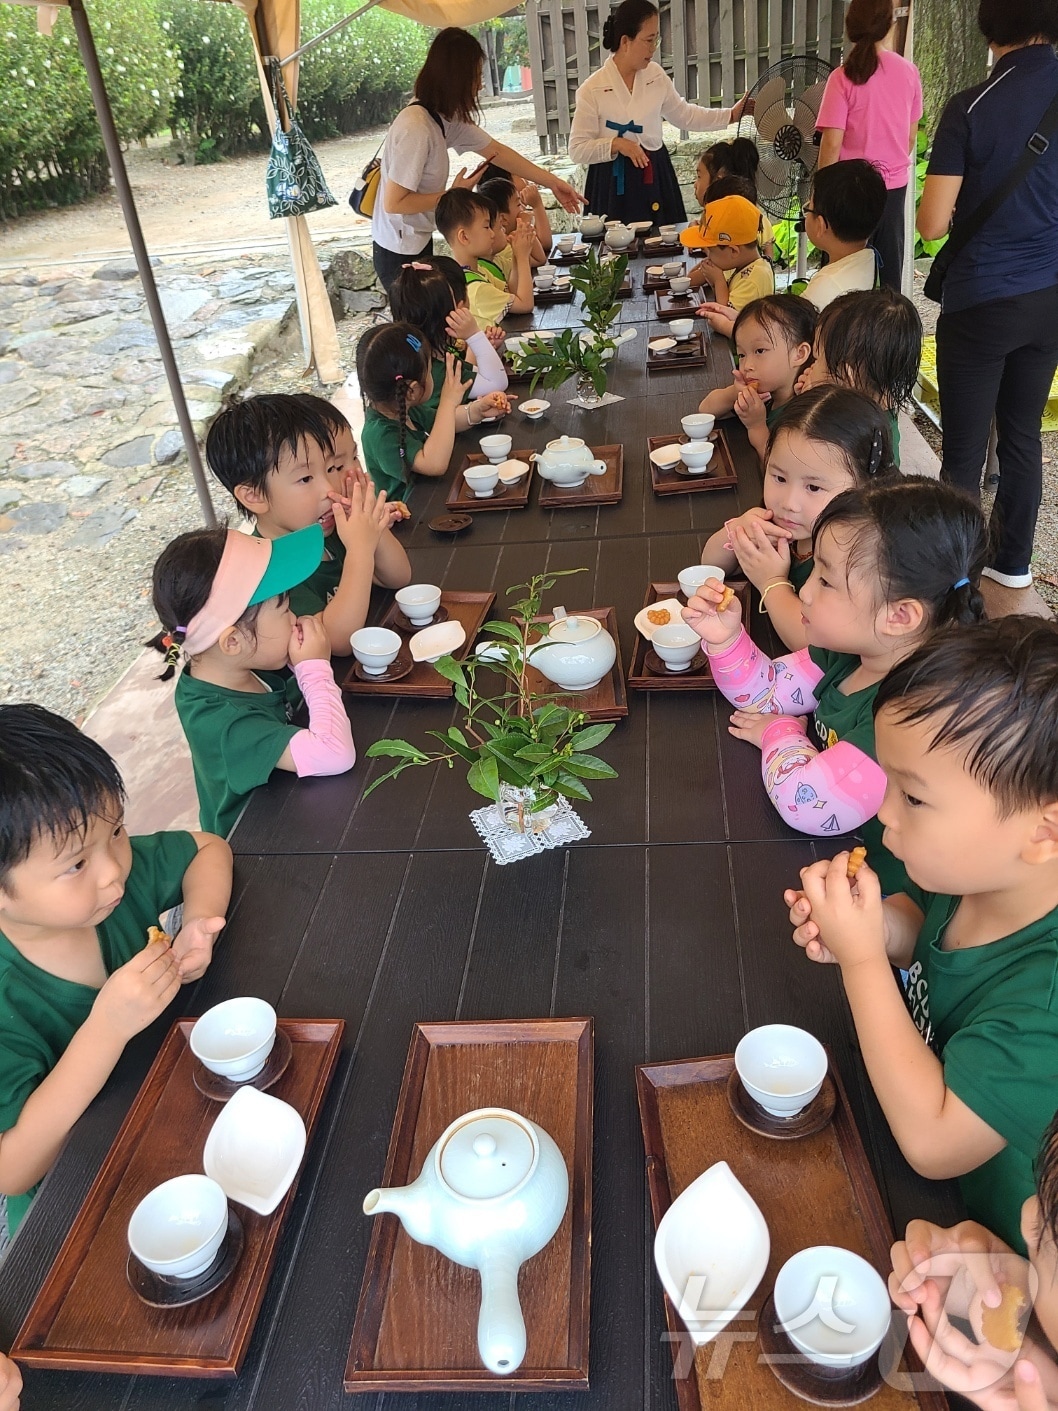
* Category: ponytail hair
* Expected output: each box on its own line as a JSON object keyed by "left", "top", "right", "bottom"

{"left": 147, "top": 528, "right": 223, "bottom": 681}
{"left": 768, "top": 384, "right": 896, "bottom": 484}
{"left": 811, "top": 475, "right": 988, "bottom": 630}
{"left": 602, "top": 0, "right": 658, "bottom": 52}
{"left": 843, "top": 0, "right": 894, "bottom": 85}
{"left": 356, "top": 321, "right": 431, "bottom": 476}
{"left": 391, "top": 259, "right": 463, "bottom": 358}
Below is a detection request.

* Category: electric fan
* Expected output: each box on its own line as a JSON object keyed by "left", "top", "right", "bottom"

{"left": 738, "top": 56, "right": 833, "bottom": 279}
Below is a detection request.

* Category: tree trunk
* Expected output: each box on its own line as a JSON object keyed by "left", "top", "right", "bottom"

{"left": 912, "top": 0, "right": 989, "bottom": 136}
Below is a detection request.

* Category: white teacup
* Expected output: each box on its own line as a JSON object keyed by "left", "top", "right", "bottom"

{"left": 670, "top": 318, "right": 695, "bottom": 341}
{"left": 652, "top": 622, "right": 701, "bottom": 672}
{"left": 659, "top": 225, "right": 678, "bottom": 241}
{"left": 479, "top": 433, "right": 512, "bottom": 464}
{"left": 537, "top": 263, "right": 557, "bottom": 279}
{"left": 774, "top": 1247, "right": 892, "bottom": 1368}
{"left": 395, "top": 583, "right": 442, "bottom": 626}
{"left": 128, "top": 1175, "right": 228, "bottom": 1280}
{"left": 734, "top": 1023, "right": 828, "bottom": 1117}
{"left": 678, "top": 564, "right": 725, "bottom": 599}
{"left": 190, "top": 997, "right": 277, "bottom": 1082}
{"left": 663, "top": 261, "right": 684, "bottom": 277}
{"left": 534, "top": 272, "right": 554, "bottom": 290}
{"left": 349, "top": 626, "right": 403, "bottom": 676}
{"left": 464, "top": 465, "right": 500, "bottom": 498}
{"left": 681, "top": 412, "right": 715, "bottom": 440}
{"left": 556, "top": 234, "right": 576, "bottom": 251}
{"left": 669, "top": 276, "right": 692, "bottom": 296}
{"left": 679, "top": 440, "right": 715, "bottom": 473}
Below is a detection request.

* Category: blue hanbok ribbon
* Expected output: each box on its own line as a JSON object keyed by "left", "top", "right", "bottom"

{"left": 605, "top": 118, "right": 644, "bottom": 196}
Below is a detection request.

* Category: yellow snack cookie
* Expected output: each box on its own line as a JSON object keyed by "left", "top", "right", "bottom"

{"left": 846, "top": 846, "right": 867, "bottom": 880}
{"left": 981, "top": 1284, "right": 1028, "bottom": 1353}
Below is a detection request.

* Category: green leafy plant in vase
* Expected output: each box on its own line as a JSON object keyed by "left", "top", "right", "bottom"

{"left": 364, "top": 570, "right": 617, "bottom": 833}
{"left": 515, "top": 247, "right": 632, "bottom": 405}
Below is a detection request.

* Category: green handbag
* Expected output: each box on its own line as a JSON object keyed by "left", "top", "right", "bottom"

{"left": 265, "top": 58, "right": 337, "bottom": 219}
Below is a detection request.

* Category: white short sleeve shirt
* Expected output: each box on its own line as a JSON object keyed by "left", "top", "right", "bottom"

{"left": 372, "top": 104, "right": 491, "bottom": 255}
{"left": 568, "top": 59, "right": 732, "bottom": 168}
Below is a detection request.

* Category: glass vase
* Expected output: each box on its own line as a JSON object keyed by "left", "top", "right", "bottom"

{"left": 575, "top": 372, "right": 604, "bottom": 407}
{"left": 498, "top": 783, "right": 559, "bottom": 834}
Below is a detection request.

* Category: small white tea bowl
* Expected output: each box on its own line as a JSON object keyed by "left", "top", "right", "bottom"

{"left": 556, "top": 233, "right": 576, "bottom": 250}
{"left": 649, "top": 443, "right": 683, "bottom": 471}
{"left": 479, "top": 433, "right": 513, "bottom": 464}
{"left": 534, "top": 272, "right": 554, "bottom": 290}
{"left": 203, "top": 1086, "right": 307, "bottom": 1217}
{"left": 669, "top": 276, "right": 692, "bottom": 296}
{"left": 679, "top": 441, "right": 715, "bottom": 473}
{"left": 537, "top": 263, "right": 557, "bottom": 279}
{"left": 734, "top": 1023, "right": 828, "bottom": 1118}
{"left": 190, "top": 997, "right": 277, "bottom": 1082}
{"left": 652, "top": 622, "right": 701, "bottom": 672}
{"left": 349, "top": 626, "right": 403, "bottom": 676}
{"left": 128, "top": 1174, "right": 228, "bottom": 1280}
{"left": 521, "top": 399, "right": 551, "bottom": 420}
{"left": 774, "top": 1246, "right": 892, "bottom": 1368}
{"left": 395, "top": 583, "right": 442, "bottom": 626}
{"left": 663, "top": 260, "right": 684, "bottom": 277}
{"left": 681, "top": 413, "right": 715, "bottom": 440}
{"left": 464, "top": 466, "right": 500, "bottom": 498}
{"left": 670, "top": 318, "right": 695, "bottom": 341}
{"left": 659, "top": 224, "right": 679, "bottom": 241}
{"left": 678, "top": 564, "right": 725, "bottom": 599}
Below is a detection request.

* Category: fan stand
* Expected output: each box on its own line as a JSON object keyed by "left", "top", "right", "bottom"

{"left": 796, "top": 229, "right": 809, "bottom": 282}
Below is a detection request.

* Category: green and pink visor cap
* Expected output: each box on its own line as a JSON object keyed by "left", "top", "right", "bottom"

{"left": 182, "top": 525, "right": 324, "bottom": 655}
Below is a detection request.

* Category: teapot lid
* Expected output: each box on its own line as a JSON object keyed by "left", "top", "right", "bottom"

{"left": 439, "top": 1109, "right": 537, "bottom": 1200}
{"left": 547, "top": 607, "right": 601, "bottom": 644}
{"left": 545, "top": 435, "right": 583, "bottom": 450}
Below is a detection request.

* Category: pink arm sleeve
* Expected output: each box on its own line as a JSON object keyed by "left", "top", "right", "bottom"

{"left": 287, "top": 660, "right": 356, "bottom": 777}
{"left": 466, "top": 330, "right": 508, "bottom": 397}
{"left": 707, "top": 628, "right": 825, "bottom": 715}
{"left": 757, "top": 718, "right": 888, "bottom": 837}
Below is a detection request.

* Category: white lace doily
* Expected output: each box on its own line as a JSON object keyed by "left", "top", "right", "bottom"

{"left": 469, "top": 798, "right": 592, "bottom": 865}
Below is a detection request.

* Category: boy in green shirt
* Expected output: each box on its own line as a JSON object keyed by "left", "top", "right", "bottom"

{"left": 0, "top": 706, "right": 232, "bottom": 1234}
{"left": 788, "top": 619, "right": 1058, "bottom": 1252}
{"left": 206, "top": 393, "right": 411, "bottom": 657}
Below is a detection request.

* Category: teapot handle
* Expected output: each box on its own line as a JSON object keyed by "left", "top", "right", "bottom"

{"left": 477, "top": 1252, "right": 527, "bottom": 1375}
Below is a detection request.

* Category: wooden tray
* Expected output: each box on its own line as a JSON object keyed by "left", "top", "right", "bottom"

{"left": 538, "top": 444, "right": 623, "bottom": 509}
{"left": 627, "top": 582, "right": 749, "bottom": 692}
{"left": 12, "top": 1018, "right": 344, "bottom": 1379}
{"left": 549, "top": 246, "right": 589, "bottom": 265}
{"left": 636, "top": 1052, "right": 948, "bottom": 1411}
{"left": 534, "top": 283, "right": 575, "bottom": 305}
{"left": 647, "top": 428, "right": 740, "bottom": 495}
{"left": 502, "top": 357, "right": 537, "bottom": 386}
{"left": 655, "top": 289, "right": 704, "bottom": 321}
{"left": 641, "top": 237, "right": 683, "bottom": 257}
{"left": 616, "top": 273, "right": 633, "bottom": 299}
{"left": 341, "top": 590, "right": 496, "bottom": 697}
{"left": 447, "top": 452, "right": 533, "bottom": 513}
{"left": 644, "top": 263, "right": 685, "bottom": 292}
{"left": 521, "top": 607, "right": 629, "bottom": 721}
{"left": 647, "top": 332, "right": 709, "bottom": 372}
{"left": 345, "top": 1018, "right": 593, "bottom": 1393}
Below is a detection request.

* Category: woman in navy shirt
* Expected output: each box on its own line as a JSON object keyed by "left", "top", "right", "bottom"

{"left": 918, "top": 0, "right": 1058, "bottom": 616}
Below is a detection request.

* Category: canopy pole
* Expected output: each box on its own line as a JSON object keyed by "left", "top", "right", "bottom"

{"left": 68, "top": 0, "right": 217, "bottom": 528}
{"left": 277, "top": 0, "right": 385, "bottom": 69}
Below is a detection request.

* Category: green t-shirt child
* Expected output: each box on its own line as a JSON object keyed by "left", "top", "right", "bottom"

{"left": 0, "top": 831, "right": 198, "bottom": 1233}
{"left": 359, "top": 405, "right": 425, "bottom": 502}
{"left": 175, "top": 669, "right": 303, "bottom": 838}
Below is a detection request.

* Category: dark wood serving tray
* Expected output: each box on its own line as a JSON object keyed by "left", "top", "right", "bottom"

{"left": 534, "top": 283, "right": 575, "bottom": 305}
{"left": 549, "top": 245, "right": 590, "bottom": 265}
{"left": 641, "top": 238, "right": 683, "bottom": 257}
{"left": 538, "top": 444, "right": 623, "bottom": 509}
{"left": 636, "top": 1052, "right": 948, "bottom": 1411}
{"left": 12, "top": 1019, "right": 344, "bottom": 1379}
{"left": 647, "top": 428, "right": 740, "bottom": 495}
{"left": 655, "top": 289, "right": 704, "bottom": 321}
{"left": 521, "top": 607, "right": 629, "bottom": 721}
{"left": 643, "top": 262, "right": 685, "bottom": 292}
{"left": 448, "top": 451, "right": 533, "bottom": 513}
{"left": 502, "top": 357, "right": 537, "bottom": 385}
{"left": 341, "top": 590, "right": 495, "bottom": 697}
{"left": 628, "top": 581, "right": 749, "bottom": 692}
{"left": 647, "top": 331, "right": 709, "bottom": 372}
{"left": 346, "top": 1018, "right": 593, "bottom": 1393}
{"left": 616, "top": 273, "right": 633, "bottom": 299}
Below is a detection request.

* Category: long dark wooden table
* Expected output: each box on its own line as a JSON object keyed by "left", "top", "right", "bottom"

{"left": 0, "top": 252, "right": 963, "bottom": 1409}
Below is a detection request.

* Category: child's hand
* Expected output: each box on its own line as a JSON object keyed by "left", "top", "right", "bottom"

{"left": 889, "top": 1220, "right": 1020, "bottom": 1321}
{"left": 0, "top": 1352, "right": 21, "bottom": 1411}
{"left": 730, "top": 517, "right": 792, "bottom": 590}
{"left": 796, "top": 853, "right": 887, "bottom": 971}
{"left": 733, "top": 382, "right": 770, "bottom": 433}
{"left": 728, "top": 708, "right": 791, "bottom": 750}
{"left": 785, "top": 885, "right": 840, "bottom": 964}
{"left": 511, "top": 222, "right": 533, "bottom": 256}
{"left": 92, "top": 937, "right": 181, "bottom": 1042}
{"left": 474, "top": 391, "right": 512, "bottom": 422}
{"left": 171, "top": 914, "right": 225, "bottom": 981}
{"left": 723, "top": 506, "right": 791, "bottom": 548}
{"left": 438, "top": 351, "right": 465, "bottom": 406}
{"left": 331, "top": 476, "right": 390, "bottom": 555}
{"left": 681, "top": 578, "right": 742, "bottom": 647}
{"left": 484, "top": 324, "right": 506, "bottom": 347}
{"left": 288, "top": 614, "right": 331, "bottom": 665}
{"left": 446, "top": 305, "right": 480, "bottom": 342}
{"left": 519, "top": 181, "right": 542, "bottom": 209}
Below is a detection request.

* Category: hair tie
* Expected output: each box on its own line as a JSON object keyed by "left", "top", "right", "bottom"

{"left": 867, "top": 428, "right": 884, "bottom": 477}
{"left": 402, "top": 261, "right": 432, "bottom": 271}
{"left": 394, "top": 372, "right": 404, "bottom": 382}
{"left": 405, "top": 333, "right": 422, "bottom": 351}
{"left": 952, "top": 577, "right": 970, "bottom": 591}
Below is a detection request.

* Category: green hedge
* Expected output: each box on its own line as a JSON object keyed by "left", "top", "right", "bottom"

{"left": 0, "top": 0, "right": 176, "bottom": 218}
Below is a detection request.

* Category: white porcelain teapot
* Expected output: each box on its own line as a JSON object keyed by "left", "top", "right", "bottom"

{"left": 604, "top": 221, "right": 634, "bottom": 250}
{"left": 529, "top": 607, "right": 618, "bottom": 692}
{"left": 363, "top": 1107, "right": 568, "bottom": 1376}
{"left": 532, "top": 435, "right": 608, "bottom": 488}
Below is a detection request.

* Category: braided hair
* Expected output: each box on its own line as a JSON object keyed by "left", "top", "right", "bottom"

{"left": 355, "top": 321, "right": 430, "bottom": 479}
{"left": 146, "top": 527, "right": 263, "bottom": 680}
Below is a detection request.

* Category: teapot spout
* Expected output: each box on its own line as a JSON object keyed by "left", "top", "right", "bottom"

{"left": 363, "top": 1183, "right": 433, "bottom": 1245}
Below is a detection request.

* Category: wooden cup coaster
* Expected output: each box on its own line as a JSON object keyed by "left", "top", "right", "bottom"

{"left": 127, "top": 1208, "right": 245, "bottom": 1309}
{"left": 193, "top": 1027, "right": 293, "bottom": 1102}
{"left": 645, "top": 648, "right": 707, "bottom": 677}
{"left": 758, "top": 1293, "right": 884, "bottom": 1406}
{"left": 352, "top": 651, "right": 414, "bottom": 686}
{"left": 390, "top": 605, "right": 449, "bottom": 634}
{"left": 428, "top": 513, "right": 473, "bottom": 535}
{"left": 726, "top": 1068, "right": 837, "bottom": 1140}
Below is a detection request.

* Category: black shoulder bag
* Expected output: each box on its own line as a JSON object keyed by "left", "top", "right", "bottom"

{"left": 923, "top": 87, "right": 1058, "bottom": 304}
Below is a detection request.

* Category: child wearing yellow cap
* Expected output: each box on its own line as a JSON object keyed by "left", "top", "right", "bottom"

{"left": 682, "top": 194, "right": 774, "bottom": 339}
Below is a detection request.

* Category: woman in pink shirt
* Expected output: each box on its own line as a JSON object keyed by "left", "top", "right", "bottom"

{"left": 816, "top": 0, "right": 923, "bottom": 290}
